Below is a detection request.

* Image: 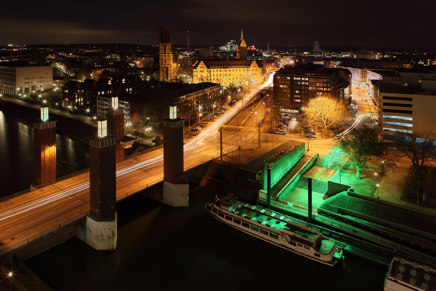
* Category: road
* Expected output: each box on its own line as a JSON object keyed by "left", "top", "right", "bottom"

{"left": 0, "top": 74, "right": 276, "bottom": 255}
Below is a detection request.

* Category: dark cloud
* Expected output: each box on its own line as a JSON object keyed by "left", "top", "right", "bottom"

{"left": 0, "top": 0, "right": 435, "bottom": 49}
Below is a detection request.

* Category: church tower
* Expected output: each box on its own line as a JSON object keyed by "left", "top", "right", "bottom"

{"left": 237, "top": 28, "right": 248, "bottom": 61}
{"left": 159, "top": 27, "right": 174, "bottom": 82}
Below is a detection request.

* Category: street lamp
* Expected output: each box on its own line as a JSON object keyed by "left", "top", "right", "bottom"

{"left": 9, "top": 272, "right": 12, "bottom": 291}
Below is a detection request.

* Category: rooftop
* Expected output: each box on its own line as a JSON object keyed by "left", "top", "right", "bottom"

{"left": 376, "top": 81, "right": 436, "bottom": 95}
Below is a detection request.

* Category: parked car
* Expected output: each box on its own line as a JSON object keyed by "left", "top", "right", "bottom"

{"left": 275, "top": 129, "right": 286, "bottom": 135}
{"left": 305, "top": 133, "right": 317, "bottom": 138}
{"left": 304, "top": 129, "right": 315, "bottom": 135}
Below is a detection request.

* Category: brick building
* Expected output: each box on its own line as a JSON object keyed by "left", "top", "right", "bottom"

{"left": 273, "top": 64, "right": 351, "bottom": 112}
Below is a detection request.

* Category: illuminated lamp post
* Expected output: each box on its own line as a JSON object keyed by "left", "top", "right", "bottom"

{"left": 8, "top": 272, "right": 12, "bottom": 291}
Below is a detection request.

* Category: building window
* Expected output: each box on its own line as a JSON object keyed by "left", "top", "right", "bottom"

{"left": 382, "top": 115, "right": 413, "bottom": 121}
{"left": 383, "top": 102, "right": 412, "bottom": 107}
{"left": 383, "top": 96, "right": 413, "bottom": 101}
{"left": 383, "top": 122, "right": 412, "bottom": 127}
{"left": 270, "top": 232, "right": 278, "bottom": 239}
{"left": 382, "top": 109, "right": 412, "bottom": 114}
{"left": 383, "top": 128, "right": 413, "bottom": 134}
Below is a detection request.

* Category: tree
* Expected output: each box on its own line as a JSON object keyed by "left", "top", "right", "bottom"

{"left": 305, "top": 97, "right": 347, "bottom": 132}
{"left": 146, "top": 94, "right": 174, "bottom": 129}
{"left": 325, "top": 126, "right": 396, "bottom": 179}
{"left": 393, "top": 130, "right": 436, "bottom": 206}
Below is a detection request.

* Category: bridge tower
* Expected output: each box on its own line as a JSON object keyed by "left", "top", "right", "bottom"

{"left": 163, "top": 105, "right": 189, "bottom": 207}
{"left": 106, "top": 97, "right": 136, "bottom": 162}
{"left": 76, "top": 119, "right": 117, "bottom": 250}
{"left": 33, "top": 106, "right": 57, "bottom": 189}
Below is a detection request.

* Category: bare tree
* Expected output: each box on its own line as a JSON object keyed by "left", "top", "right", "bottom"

{"left": 305, "top": 97, "right": 347, "bottom": 132}
{"left": 393, "top": 130, "right": 436, "bottom": 206}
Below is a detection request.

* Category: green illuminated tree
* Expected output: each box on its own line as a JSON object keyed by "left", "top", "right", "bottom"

{"left": 326, "top": 126, "right": 395, "bottom": 179}
{"left": 305, "top": 96, "right": 346, "bottom": 132}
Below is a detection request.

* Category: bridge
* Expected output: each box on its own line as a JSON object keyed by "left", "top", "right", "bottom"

{"left": 0, "top": 75, "right": 275, "bottom": 257}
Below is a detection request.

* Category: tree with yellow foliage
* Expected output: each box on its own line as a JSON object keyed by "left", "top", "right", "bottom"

{"left": 305, "top": 97, "right": 347, "bottom": 132}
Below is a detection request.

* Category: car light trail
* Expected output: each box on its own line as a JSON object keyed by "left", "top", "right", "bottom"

{"left": 340, "top": 113, "right": 370, "bottom": 136}
{"left": 0, "top": 74, "right": 275, "bottom": 221}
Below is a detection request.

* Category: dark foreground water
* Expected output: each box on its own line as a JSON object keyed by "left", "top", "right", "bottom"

{"left": 26, "top": 186, "right": 388, "bottom": 291}
{"left": 0, "top": 110, "right": 89, "bottom": 196}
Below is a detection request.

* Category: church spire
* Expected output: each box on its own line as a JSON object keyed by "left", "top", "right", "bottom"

{"left": 238, "top": 27, "right": 247, "bottom": 48}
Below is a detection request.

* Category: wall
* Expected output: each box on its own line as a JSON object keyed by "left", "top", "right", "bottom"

{"left": 262, "top": 143, "right": 305, "bottom": 190}
{"left": 276, "top": 153, "right": 318, "bottom": 200}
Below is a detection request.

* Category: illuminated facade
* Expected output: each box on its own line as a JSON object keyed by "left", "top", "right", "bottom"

{"left": 192, "top": 60, "right": 264, "bottom": 88}
{"left": 373, "top": 81, "right": 436, "bottom": 142}
{"left": 0, "top": 64, "right": 53, "bottom": 96}
{"left": 159, "top": 27, "right": 178, "bottom": 82}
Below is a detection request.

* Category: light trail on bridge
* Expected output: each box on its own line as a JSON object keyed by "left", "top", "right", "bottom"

{"left": 0, "top": 74, "right": 275, "bottom": 222}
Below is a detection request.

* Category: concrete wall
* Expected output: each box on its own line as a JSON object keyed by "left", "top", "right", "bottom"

{"left": 186, "top": 161, "right": 211, "bottom": 184}
{"left": 276, "top": 153, "right": 318, "bottom": 200}
{"left": 263, "top": 143, "right": 305, "bottom": 190}
{"left": 327, "top": 181, "right": 350, "bottom": 196}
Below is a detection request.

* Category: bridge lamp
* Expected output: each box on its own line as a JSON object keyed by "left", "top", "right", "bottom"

{"left": 97, "top": 119, "right": 107, "bottom": 138}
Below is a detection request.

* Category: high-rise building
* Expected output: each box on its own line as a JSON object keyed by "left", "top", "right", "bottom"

{"left": 159, "top": 27, "right": 177, "bottom": 82}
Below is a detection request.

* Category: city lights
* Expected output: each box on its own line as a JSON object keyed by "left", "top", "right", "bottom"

{"left": 0, "top": 73, "right": 274, "bottom": 223}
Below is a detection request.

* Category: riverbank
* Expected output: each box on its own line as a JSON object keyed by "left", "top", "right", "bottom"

{"left": 0, "top": 98, "right": 96, "bottom": 142}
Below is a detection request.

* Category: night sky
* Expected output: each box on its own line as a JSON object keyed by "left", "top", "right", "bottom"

{"left": 1, "top": 0, "right": 436, "bottom": 49}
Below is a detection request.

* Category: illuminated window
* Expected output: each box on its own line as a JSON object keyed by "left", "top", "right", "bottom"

{"left": 382, "top": 115, "right": 413, "bottom": 121}
{"left": 383, "top": 122, "right": 412, "bottom": 127}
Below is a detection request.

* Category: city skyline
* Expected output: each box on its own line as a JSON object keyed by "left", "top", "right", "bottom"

{"left": 1, "top": 0, "right": 436, "bottom": 49}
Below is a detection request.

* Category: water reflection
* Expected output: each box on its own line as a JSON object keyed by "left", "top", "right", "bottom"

{"left": 0, "top": 112, "right": 89, "bottom": 197}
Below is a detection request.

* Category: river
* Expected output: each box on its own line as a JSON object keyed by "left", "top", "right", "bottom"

{"left": 0, "top": 109, "right": 90, "bottom": 197}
